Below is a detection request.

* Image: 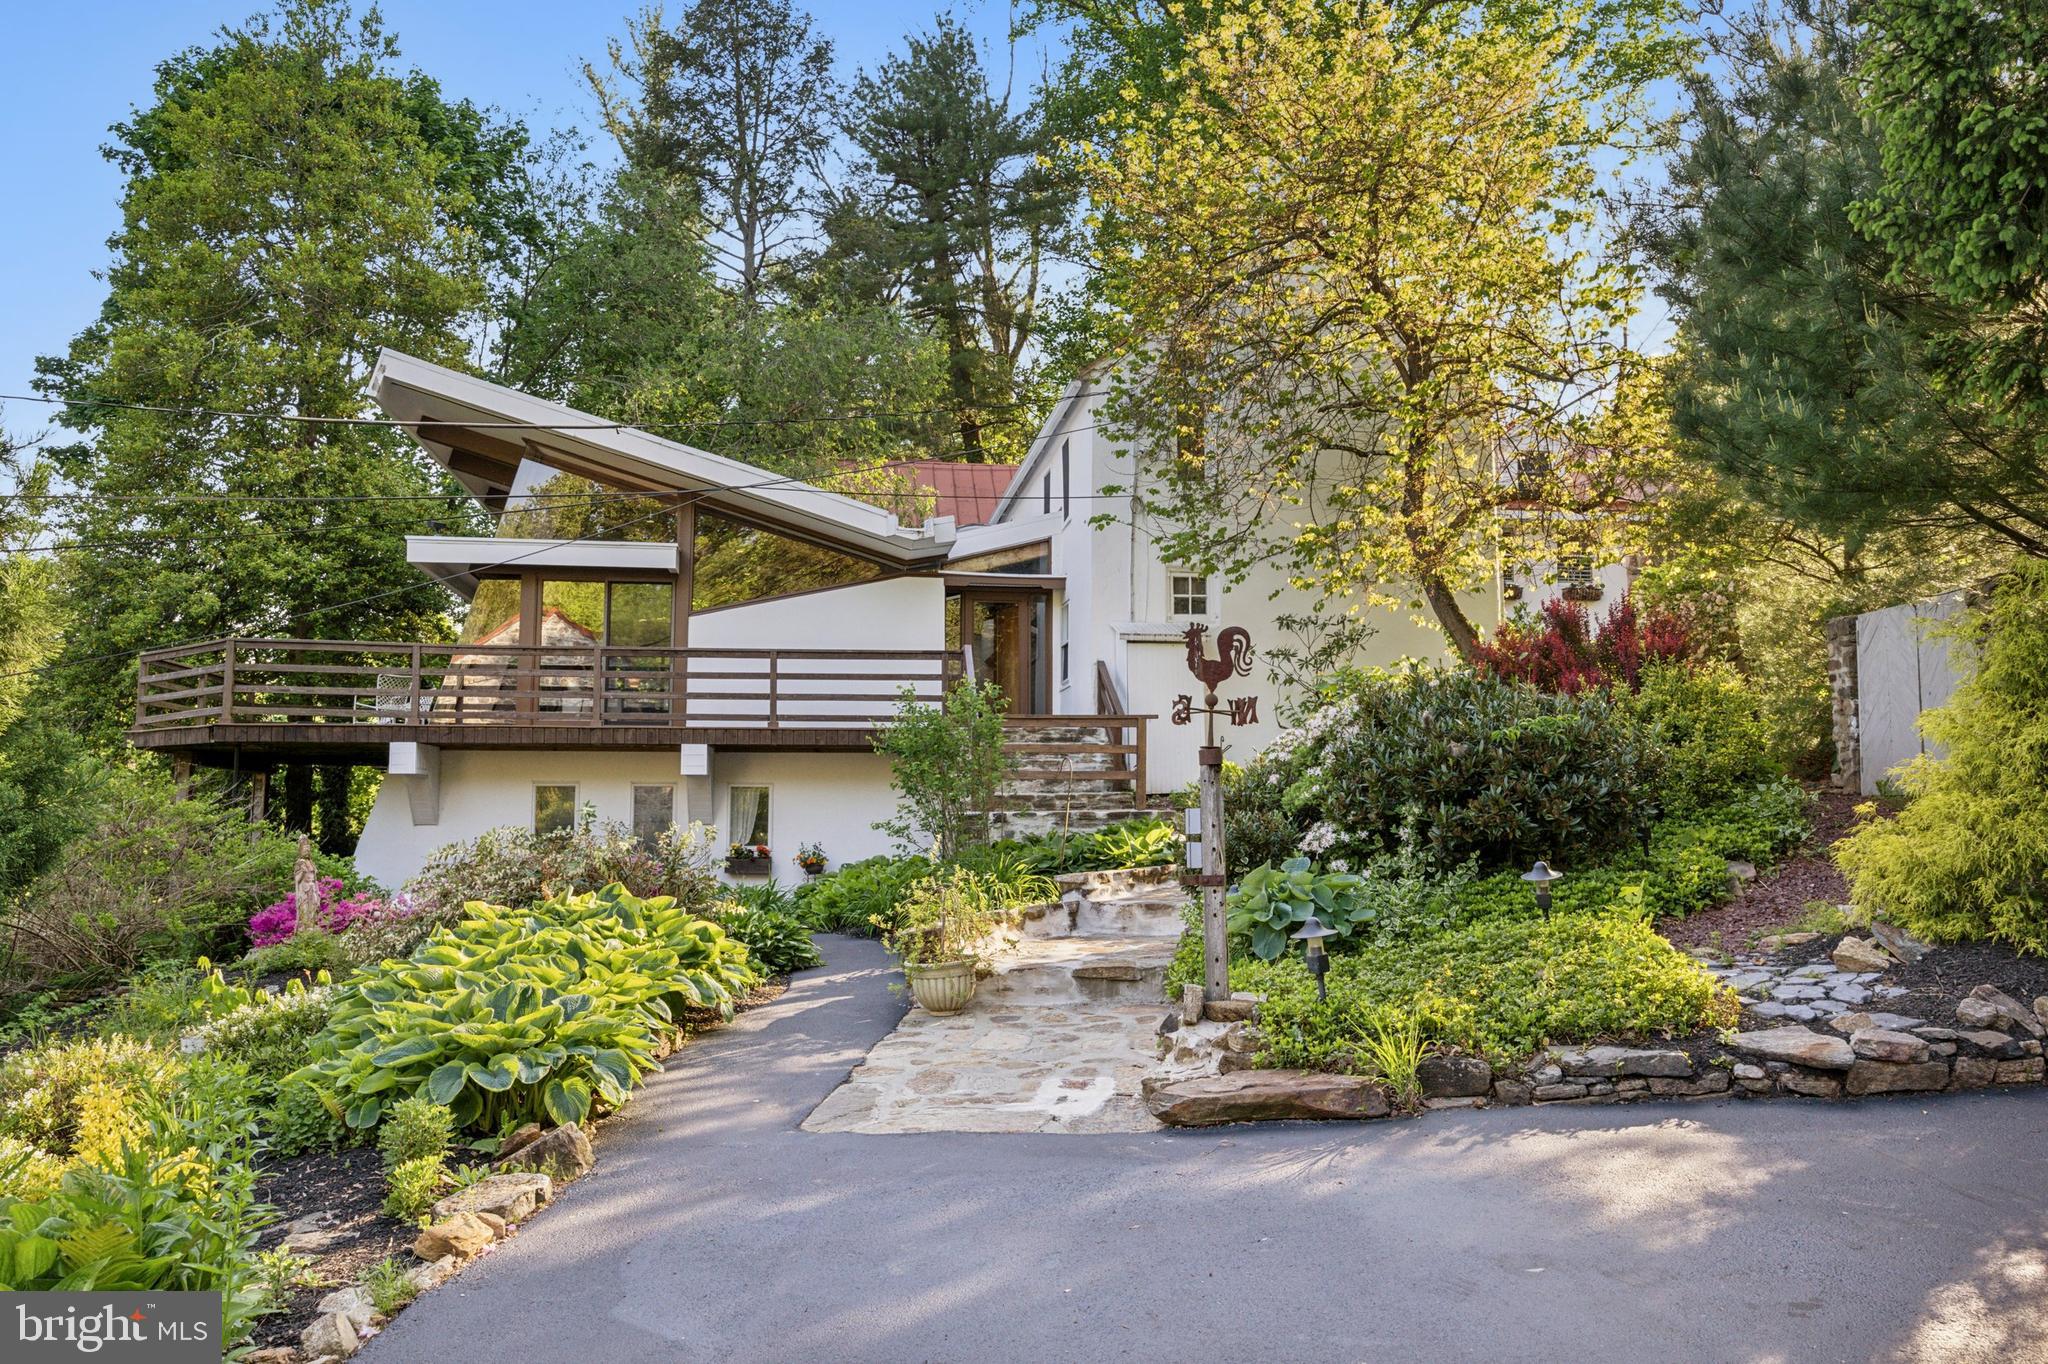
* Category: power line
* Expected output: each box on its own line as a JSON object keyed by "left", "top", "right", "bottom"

{"left": 0, "top": 386, "right": 1111, "bottom": 434}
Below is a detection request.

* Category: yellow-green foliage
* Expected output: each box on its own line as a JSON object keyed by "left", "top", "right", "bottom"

{"left": 1838, "top": 565, "right": 2048, "bottom": 953}
{"left": 0, "top": 1036, "right": 184, "bottom": 1198}
{"left": 1629, "top": 662, "right": 1781, "bottom": 814}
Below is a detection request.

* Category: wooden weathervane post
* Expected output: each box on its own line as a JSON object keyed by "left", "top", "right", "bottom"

{"left": 1173, "top": 623, "right": 1258, "bottom": 1003}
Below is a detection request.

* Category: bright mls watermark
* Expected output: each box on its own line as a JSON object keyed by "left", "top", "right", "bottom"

{"left": 7, "top": 1293, "right": 219, "bottom": 1362}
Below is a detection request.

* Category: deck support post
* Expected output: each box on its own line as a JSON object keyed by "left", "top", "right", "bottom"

{"left": 247, "top": 770, "right": 269, "bottom": 824}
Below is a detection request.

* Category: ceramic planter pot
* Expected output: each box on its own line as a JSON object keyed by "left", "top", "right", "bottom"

{"left": 905, "top": 958, "right": 977, "bottom": 1015}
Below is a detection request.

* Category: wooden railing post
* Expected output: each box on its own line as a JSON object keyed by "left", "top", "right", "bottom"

{"left": 1133, "top": 715, "right": 1148, "bottom": 809}
{"left": 220, "top": 639, "right": 237, "bottom": 723}
{"left": 766, "top": 652, "right": 780, "bottom": 728}
{"left": 409, "top": 643, "right": 423, "bottom": 722}
{"left": 591, "top": 645, "right": 606, "bottom": 726}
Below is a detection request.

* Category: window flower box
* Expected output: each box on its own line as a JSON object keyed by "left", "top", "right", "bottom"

{"left": 726, "top": 844, "right": 773, "bottom": 877}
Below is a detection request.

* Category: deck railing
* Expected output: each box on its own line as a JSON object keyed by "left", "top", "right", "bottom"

{"left": 134, "top": 638, "right": 963, "bottom": 731}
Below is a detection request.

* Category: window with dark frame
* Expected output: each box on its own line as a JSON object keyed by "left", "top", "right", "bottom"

{"left": 1042, "top": 472, "right": 1052, "bottom": 514}
{"left": 1060, "top": 440, "right": 1070, "bottom": 517}
{"left": 1168, "top": 571, "right": 1210, "bottom": 618}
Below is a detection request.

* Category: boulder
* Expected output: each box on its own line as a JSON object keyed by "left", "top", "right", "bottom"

{"left": 431, "top": 1172, "right": 552, "bottom": 1226}
{"left": 315, "top": 1286, "right": 376, "bottom": 1334}
{"left": 1728, "top": 1026, "right": 1856, "bottom": 1072}
{"left": 1956, "top": 997, "right": 2009, "bottom": 1031}
{"left": 1756, "top": 932, "right": 1821, "bottom": 952}
{"left": 412, "top": 1212, "right": 496, "bottom": 1261}
{"left": 1849, "top": 1028, "right": 1930, "bottom": 1064}
{"left": 2037, "top": 997, "right": 2048, "bottom": 1029}
{"left": 1179, "top": 984, "right": 1204, "bottom": 1029}
{"left": 1202, "top": 997, "right": 1258, "bottom": 1023}
{"left": 1727, "top": 859, "right": 1757, "bottom": 883}
{"left": 405, "top": 1253, "right": 461, "bottom": 1294}
{"left": 1533, "top": 1083, "right": 1588, "bottom": 1101}
{"left": 497, "top": 1122, "right": 545, "bottom": 1161}
{"left": 499, "top": 1124, "right": 594, "bottom": 1184}
{"left": 1950, "top": 1058, "right": 1998, "bottom": 1090}
{"left": 1548, "top": 1045, "right": 1693, "bottom": 1079}
{"left": 1490, "top": 1079, "right": 1534, "bottom": 1107}
{"left": 1968, "top": 985, "right": 2046, "bottom": 1037}
{"left": 1648, "top": 1071, "right": 1732, "bottom": 1096}
{"left": 1994, "top": 1058, "right": 2048, "bottom": 1085}
{"left": 300, "top": 1311, "right": 360, "bottom": 1361}
{"left": 1831, "top": 938, "right": 1892, "bottom": 973}
{"left": 246, "top": 1349, "right": 298, "bottom": 1364}
{"left": 1416, "top": 1054, "right": 1493, "bottom": 1099}
{"left": 1845, "top": 1059, "right": 1950, "bottom": 1096}
{"left": 1956, "top": 1030, "right": 2027, "bottom": 1060}
{"left": 1868, "top": 921, "right": 1930, "bottom": 964}
{"left": 1779, "top": 1071, "right": 1841, "bottom": 1098}
{"left": 1141, "top": 1070, "right": 1390, "bottom": 1126}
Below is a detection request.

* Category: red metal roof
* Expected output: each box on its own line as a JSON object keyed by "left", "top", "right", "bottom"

{"left": 897, "top": 459, "right": 1018, "bottom": 528}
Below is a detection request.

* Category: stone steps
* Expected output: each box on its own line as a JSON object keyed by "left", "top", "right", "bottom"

{"left": 986, "top": 807, "right": 1149, "bottom": 837}
{"left": 1019, "top": 885, "right": 1187, "bottom": 940}
{"left": 979, "top": 936, "right": 1177, "bottom": 1005}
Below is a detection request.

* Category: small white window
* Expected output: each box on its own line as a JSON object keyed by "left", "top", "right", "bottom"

{"left": 728, "top": 785, "right": 771, "bottom": 848}
{"left": 534, "top": 783, "right": 578, "bottom": 835}
{"left": 1168, "top": 571, "right": 1210, "bottom": 618}
{"left": 632, "top": 784, "right": 675, "bottom": 844}
{"left": 1557, "top": 554, "right": 1596, "bottom": 587}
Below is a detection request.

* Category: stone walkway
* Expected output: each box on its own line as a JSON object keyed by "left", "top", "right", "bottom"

{"left": 1704, "top": 947, "right": 1914, "bottom": 1024}
{"left": 801, "top": 1002, "right": 1163, "bottom": 1134}
{"left": 803, "top": 866, "right": 1184, "bottom": 1135}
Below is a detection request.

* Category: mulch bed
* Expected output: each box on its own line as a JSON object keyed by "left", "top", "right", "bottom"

{"left": 1767, "top": 933, "right": 2048, "bottom": 1031}
{"left": 247, "top": 1146, "right": 416, "bottom": 1352}
{"left": 1657, "top": 785, "right": 1862, "bottom": 951}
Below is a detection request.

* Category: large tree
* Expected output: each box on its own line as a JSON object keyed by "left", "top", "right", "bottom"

{"left": 31, "top": 0, "right": 524, "bottom": 843}
{"left": 1079, "top": 0, "right": 1679, "bottom": 659}
{"left": 840, "top": 15, "right": 1075, "bottom": 463}
{"left": 589, "top": 0, "right": 838, "bottom": 306}
{"left": 1642, "top": 0, "right": 2048, "bottom": 558}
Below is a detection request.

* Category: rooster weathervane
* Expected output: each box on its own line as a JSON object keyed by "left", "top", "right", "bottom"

{"left": 1172, "top": 623, "right": 1258, "bottom": 738}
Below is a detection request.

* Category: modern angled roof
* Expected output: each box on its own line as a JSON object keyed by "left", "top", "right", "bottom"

{"left": 369, "top": 350, "right": 956, "bottom": 569}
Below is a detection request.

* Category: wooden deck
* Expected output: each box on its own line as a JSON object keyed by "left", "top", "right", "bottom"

{"left": 129, "top": 638, "right": 1150, "bottom": 793}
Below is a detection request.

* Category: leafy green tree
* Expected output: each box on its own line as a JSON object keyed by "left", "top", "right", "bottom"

{"left": 873, "top": 681, "right": 1012, "bottom": 859}
{"left": 589, "top": 0, "right": 839, "bottom": 305}
{"left": 1644, "top": 0, "right": 2048, "bottom": 558}
{"left": 31, "top": 1, "right": 526, "bottom": 848}
{"left": 0, "top": 451, "right": 63, "bottom": 730}
{"left": 841, "top": 16, "right": 1075, "bottom": 463}
{"left": 1079, "top": 0, "right": 1680, "bottom": 658}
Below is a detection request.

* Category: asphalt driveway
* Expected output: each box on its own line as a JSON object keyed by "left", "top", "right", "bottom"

{"left": 361, "top": 935, "right": 2048, "bottom": 1364}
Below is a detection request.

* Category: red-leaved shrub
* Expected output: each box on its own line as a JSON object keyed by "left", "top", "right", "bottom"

{"left": 1473, "top": 596, "right": 1696, "bottom": 693}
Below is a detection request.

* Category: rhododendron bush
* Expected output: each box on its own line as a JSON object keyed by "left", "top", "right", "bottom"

{"left": 248, "top": 879, "right": 389, "bottom": 946}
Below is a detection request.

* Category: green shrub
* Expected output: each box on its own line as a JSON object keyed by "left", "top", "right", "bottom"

{"left": 0, "top": 1035, "right": 184, "bottom": 1162}
{"left": 1629, "top": 662, "right": 1782, "bottom": 814}
{"left": 264, "top": 1080, "right": 348, "bottom": 1158}
{"left": 793, "top": 855, "right": 932, "bottom": 935}
{"left": 1652, "top": 778, "right": 1811, "bottom": 866}
{"left": 194, "top": 981, "right": 336, "bottom": 1098}
{"left": 0, "top": 772, "right": 307, "bottom": 982}
{"left": 1837, "top": 566, "right": 2048, "bottom": 953}
{"left": 403, "top": 820, "right": 725, "bottom": 945}
{"left": 96, "top": 959, "right": 265, "bottom": 1043}
{"left": 382, "top": 1154, "right": 445, "bottom": 1222}
{"left": 1226, "top": 857, "right": 1370, "bottom": 960}
{"left": 992, "top": 816, "right": 1183, "bottom": 875}
{"left": 236, "top": 928, "right": 355, "bottom": 978}
{"left": 871, "top": 680, "right": 1012, "bottom": 858}
{"left": 363, "top": 1256, "right": 420, "bottom": 1315}
{"left": 0, "top": 719, "right": 106, "bottom": 899}
{"left": 294, "top": 884, "right": 756, "bottom": 1132}
{"left": 1174, "top": 912, "right": 1737, "bottom": 1066}
{"left": 377, "top": 1096, "right": 455, "bottom": 1169}
{"left": 1224, "top": 667, "right": 1664, "bottom": 876}
{"left": 710, "top": 906, "right": 823, "bottom": 975}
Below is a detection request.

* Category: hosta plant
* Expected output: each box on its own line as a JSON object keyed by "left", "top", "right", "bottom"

{"left": 1226, "top": 858, "right": 1370, "bottom": 961}
{"left": 291, "top": 884, "right": 756, "bottom": 1132}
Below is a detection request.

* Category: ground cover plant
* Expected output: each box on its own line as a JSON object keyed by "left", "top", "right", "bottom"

{"left": 292, "top": 884, "right": 756, "bottom": 1131}
{"left": 1836, "top": 564, "right": 2048, "bottom": 954}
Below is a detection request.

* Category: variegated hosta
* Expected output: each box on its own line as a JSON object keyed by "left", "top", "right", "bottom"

{"left": 292, "top": 884, "right": 756, "bottom": 1131}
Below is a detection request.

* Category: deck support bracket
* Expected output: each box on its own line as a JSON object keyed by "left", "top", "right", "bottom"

{"left": 388, "top": 742, "right": 442, "bottom": 826}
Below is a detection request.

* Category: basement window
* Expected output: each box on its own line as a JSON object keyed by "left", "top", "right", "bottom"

{"left": 534, "top": 783, "right": 579, "bottom": 836}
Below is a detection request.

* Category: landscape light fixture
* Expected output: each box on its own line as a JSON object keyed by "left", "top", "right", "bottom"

{"left": 1522, "top": 860, "right": 1564, "bottom": 919}
{"left": 1292, "top": 912, "right": 1336, "bottom": 1002}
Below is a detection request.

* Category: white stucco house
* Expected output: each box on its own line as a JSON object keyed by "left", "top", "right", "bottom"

{"left": 130, "top": 351, "right": 1631, "bottom": 889}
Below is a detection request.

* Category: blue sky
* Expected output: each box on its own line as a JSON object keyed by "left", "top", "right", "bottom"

{"left": 0, "top": 0, "right": 1061, "bottom": 448}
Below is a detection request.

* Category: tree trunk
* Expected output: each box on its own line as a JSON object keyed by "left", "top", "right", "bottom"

{"left": 1419, "top": 576, "right": 1482, "bottom": 663}
{"left": 280, "top": 764, "right": 314, "bottom": 834}
{"left": 314, "top": 765, "right": 354, "bottom": 857}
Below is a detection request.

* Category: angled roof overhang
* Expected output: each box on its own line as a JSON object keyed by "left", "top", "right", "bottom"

{"left": 369, "top": 350, "right": 956, "bottom": 571}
